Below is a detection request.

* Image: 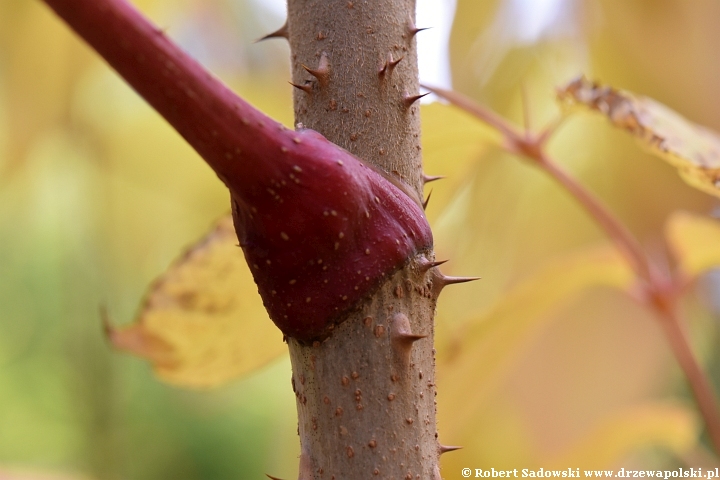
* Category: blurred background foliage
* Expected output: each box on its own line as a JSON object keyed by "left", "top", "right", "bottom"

{"left": 0, "top": 0, "right": 718, "bottom": 478}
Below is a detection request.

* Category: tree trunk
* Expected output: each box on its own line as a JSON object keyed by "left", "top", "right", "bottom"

{"left": 285, "top": 1, "right": 443, "bottom": 478}
{"left": 38, "top": 0, "right": 445, "bottom": 476}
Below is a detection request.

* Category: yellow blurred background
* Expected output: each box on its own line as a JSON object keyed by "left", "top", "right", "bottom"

{"left": 0, "top": 0, "right": 718, "bottom": 478}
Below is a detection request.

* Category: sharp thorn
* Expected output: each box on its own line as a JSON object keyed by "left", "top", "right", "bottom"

{"left": 392, "top": 331, "right": 428, "bottom": 354}
{"left": 289, "top": 81, "right": 313, "bottom": 94}
{"left": 301, "top": 52, "right": 330, "bottom": 87}
{"left": 266, "top": 475, "right": 285, "bottom": 480}
{"left": 419, "top": 258, "right": 449, "bottom": 273}
{"left": 389, "top": 55, "right": 404, "bottom": 69}
{"left": 301, "top": 64, "right": 318, "bottom": 76}
{"left": 390, "top": 313, "right": 426, "bottom": 361}
{"left": 379, "top": 52, "right": 403, "bottom": 78}
{"left": 422, "top": 189, "right": 433, "bottom": 210}
{"left": 301, "top": 65, "right": 326, "bottom": 86}
{"left": 395, "top": 332, "right": 428, "bottom": 344}
{"left": 423, "top": 173, "right": 445, "bottom": 184}
{"left": 432, "top": 270, "right": 480, "bottom": 295}
{"left": 441, "top": 275, "right": 481, "bottom": 285}
{"left": 403, "top": 92, "right": 430, "bottom": 107}
{"left": 255, "top": 21, "right": 289, "bottom": 42}
{"left": 407, "top": 17, "right": 431, "bottom": 38}
{"left": 439, "top": 444, "right": 463, "bottom": 454}
{"left": 431, "top": 260, "right": 449, "bottom": 268}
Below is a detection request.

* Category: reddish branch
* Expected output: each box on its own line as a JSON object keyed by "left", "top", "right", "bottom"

{"left": 43, "top": 0, "right": 271, "bottom": 184}
{"left": 423, "top": 84, "right": 720, "bottom": 456}
{"left": 42, "top": 0, "right": 452, "bottom": 475}
{"left": 42, "top": 0, "right": 434, "bottom": 342}
{"left": 657, "top": 307, "right": 720, "bottom": 451}
{"left": 422, "top": 85, "right": 653, "bottom": 284}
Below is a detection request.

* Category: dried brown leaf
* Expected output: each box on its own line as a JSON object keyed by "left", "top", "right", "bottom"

{"left": 558, "top": 76, "right": 720, "bottom": 198}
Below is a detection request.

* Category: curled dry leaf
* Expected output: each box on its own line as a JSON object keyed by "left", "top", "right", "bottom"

{"left": 107, "top": 215, "right": 286, "bottom": 389}
{"left": 558, "top": 76, "right": 720, "bottom": 198}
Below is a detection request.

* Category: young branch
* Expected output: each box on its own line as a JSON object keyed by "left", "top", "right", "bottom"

{"left": 536, "top": 152, "right": 653, "bottom": 284}
{"left": 43, "top": 0, "right": 451, "bottom": 475}
{"left": 422, "top": 84, "right": 653, "bottom": 284}
{"left": 424, "top": 83, "right": 720, "bottom": 456}
{"left": 42, "top": 0, "right": 273, "bottom": 181}
{"left": 655, "top": 304, "right": 720, "bottom": 452}
{"left": 284, "top": 2, "right": 452, "bottom": 477}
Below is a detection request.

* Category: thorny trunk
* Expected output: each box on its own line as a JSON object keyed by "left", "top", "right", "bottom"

{"left": 38, "top": 0, "right": 449, "bottom": 475}
{"left": 284, "top": 1, "right": 445, "bottom": 478}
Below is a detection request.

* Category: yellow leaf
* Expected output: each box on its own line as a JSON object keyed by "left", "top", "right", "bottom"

{"left": 420, "top": 102, "right": 498, "bottom": 223}
{"left": 439, "top": 397, "right": 536, "bottom": 471}
{"left": 558, "top": 77, "right": 720, "bottom": 198}
{"left": 549, "top": 402, "right": 699, "bottom": 470}
{"left": 108, "top": 214, "right": 286, "bottom": 388}
{"left": 665, "top": 211, "right": 720, "bottom": 279}
{"left": 439, "top": 244, "right": 634, "bottom": 433}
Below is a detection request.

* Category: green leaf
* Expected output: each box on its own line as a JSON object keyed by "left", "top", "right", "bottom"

{"left": 420, "top": 102, "right": 499, "bottom": 222}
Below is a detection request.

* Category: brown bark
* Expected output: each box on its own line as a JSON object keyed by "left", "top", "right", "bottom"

{"left": 40, "top": 0, "right": 444, "bottom": 475}
{"left": 285, "top": 1, "right": 442, "bottom": 478}
{"left": 288, "top": 0, "right": 424, "bottom": 196}
{"left": 288, "top": 260, "right": 441, "bottom": 479}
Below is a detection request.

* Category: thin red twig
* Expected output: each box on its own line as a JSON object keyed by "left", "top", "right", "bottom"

{"left": 423, "top": 84, "right": 653, "bottom": 284}
{"left": 420, "top": 84, "right": 521, "bottom": 141}
{"left": 425, "top": 83, "right": 720, "bottom": 456}
{"left": 536, "top": 152, "right": 653, "bottom": 284}
{"left": 656, "top": 305, "right": 720, "bottom": 452}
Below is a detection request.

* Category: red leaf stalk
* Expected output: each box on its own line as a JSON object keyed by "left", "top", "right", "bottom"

{"left": 43, "top": 0, "right": 433, "bottom": 341}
